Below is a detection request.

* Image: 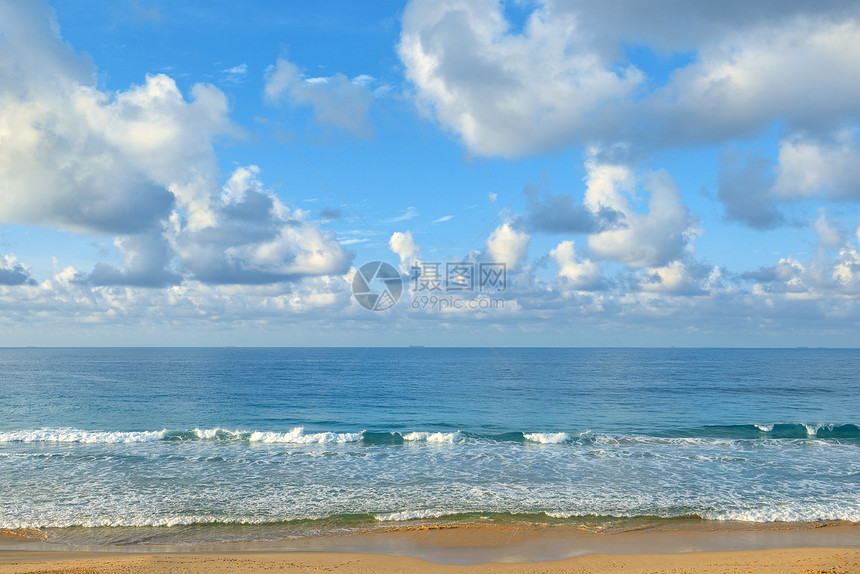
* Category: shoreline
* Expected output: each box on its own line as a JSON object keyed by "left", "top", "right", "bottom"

{"left": 3, "top": 521, "right": 860, "bottom": 572}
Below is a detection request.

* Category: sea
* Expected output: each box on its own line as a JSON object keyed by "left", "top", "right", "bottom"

{"left": 1, "top": 347, "right": 859, "bottom": 546}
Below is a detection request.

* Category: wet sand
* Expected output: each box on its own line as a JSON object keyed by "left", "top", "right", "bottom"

{"left": 2, "top": 522, "right": 859, "bottom": 573}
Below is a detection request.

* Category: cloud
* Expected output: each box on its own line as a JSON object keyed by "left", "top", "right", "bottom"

{"left": 320, "top": 207, "right": 342, "bottom": 220}
{"left": 484, "top": 221, "right": 530, "bottom": 270}
{"left": 718, "top": 131, "right": 860, "bottom": 229}
{"left": 399, "top": 1, "right": 860, "bottom": 157}
{"left": 264, "top": 58, "right": 375, "bottom": 137}
{"left": 0, "top": 3, "right": 352, "bottom": 289}
{"left": 389, "top": 230, "right": 421, "bottom": 273}
{"left": 526, "top": 185, "right": 622, "bottom": 234}
{"left": 814, "top": 209, "right": 843, "bottom": 250}
{"left": 432, "top": 215, "right": 454, "bottom": 223}
{"left": 646, "top": 19, "right": 860, "bottom": 146}
{"left": 717, "top": 150, "right": 784, "bottom": 229}
{"left": 635, "top": 260, "right": 709, "bottom": 296}
{"left": 584, "top": 163, "right": 696, "bottom": 269}
{"left": 169, "top": 166, "right": 352, "bottom": 285}
{"left": 772, "top": 131, "right": 860, "bottom": 200}
{"left": 550, "top": 240, "right": 602, "bottom": 290}
{"left": 221, "top": 63, "right": 248, "bottom": 86}
{"left": 398, "top": 0, "right": 642, "bottom": 158}
{"left": 384, "top": 206, "right": 419, "bottom": 223}
{"left": 0, "top": 255, "right": 37, "bottom": 286}
{"left": 88, "top": 233, "right": 181, "bottom": 288}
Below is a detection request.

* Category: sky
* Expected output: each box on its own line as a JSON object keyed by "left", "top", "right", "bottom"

{"left": 1, "top": 0, "right": 859, "bottom": 347}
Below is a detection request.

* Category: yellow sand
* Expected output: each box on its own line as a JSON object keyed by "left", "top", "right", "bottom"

{"left": 2, "top": 523, "right": 859, "bottom": 573}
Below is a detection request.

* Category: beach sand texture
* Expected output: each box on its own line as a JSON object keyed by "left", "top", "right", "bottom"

{"left": 3, "top": 523, "right": 860, "bottom": 573}
{"left": 1, "top": 548, "right": 859, "bottom": 573}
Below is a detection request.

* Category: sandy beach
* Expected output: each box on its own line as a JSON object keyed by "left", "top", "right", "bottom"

{"left": 2, "top": 522, "right": 859, "bottom": 573}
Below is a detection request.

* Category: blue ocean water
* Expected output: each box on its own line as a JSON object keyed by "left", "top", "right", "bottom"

{"left": 1, "top": 347, "right": 859, "bottom": 544}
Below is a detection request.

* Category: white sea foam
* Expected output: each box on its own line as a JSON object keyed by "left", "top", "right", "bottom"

{"left": 704, "top": 505, "right": 860, "bottom": 523}
{"left": 523, "top": 432, "right": 570, "bottom": 444}
{"left": 0, "top": 428, "right": 167, "bottom": 443}
{"left": 192, "top": 428, "right": 242, "bottom": 440}
{"left": 248, "top": 427, "right": 364, "bottom": 444}
{"left": 401, "top": 431, "right": 459, "bottom": 443}
{"left": 591, "top": 435, "right": 738, "bottom": 447}
{"left": 754, "top": 424, "right": 774, "bottom": 432}
{"left": 374, "top": 509, "right": 453, "bottom": 522}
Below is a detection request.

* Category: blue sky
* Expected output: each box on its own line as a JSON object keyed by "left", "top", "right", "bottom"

{"left": 1, "top": 0, "right": 859, "bottom": 346}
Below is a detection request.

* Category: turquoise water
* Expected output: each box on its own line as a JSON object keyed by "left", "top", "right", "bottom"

{"left": 1, "top": 348, "right": 859, "bottom": 544}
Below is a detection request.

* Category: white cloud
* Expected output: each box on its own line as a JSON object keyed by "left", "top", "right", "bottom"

{"left": 636, "top": 261, "right": 706, "bottom": 296}
{"left": 0, "top": 254, "right": 36, "bottom": 286}
{"left": 399, "top": 1, "right": 860, "bottom": 157}
{"left": 649, "top": 19, "right": 860, "bottom": 144}
{"left": 814, "top": 209, "right": 843, "bottom": 249}
{"left": 584, "top": 163, "right": 695, "bottom": 270}
{"left": 389, "top": 230, "right": 421, "bottom": 273}
{"left": 169, "top": 165, "right": 351, "bottom": 284}
{"left": 719, "top": 130, "right": 860, "bottom": 230}
{"left": 264, "top": 57, "right": 375, "bottom": 137}
{"left": 398, "top": 0, "right": 642, "bottom": 158}
{"left": 0, "top": 2, "right": 351, "bottom": 288}
{"left": 432, "top": 215, "right": 454, "bottom": 223}
{"left": 772, "top": 131, "right": 860, "bottom": 200}
{"left": 384, "top": 206, "right": 419, "bottom": 223}
{"left": 550, "top": 240, "right": 602, "bottom": 290}
{"left": 221, "top": 63, "right": 248, "bottom": 86}
{"left": 485, "top": 222, "right": 530, "bottom": 270}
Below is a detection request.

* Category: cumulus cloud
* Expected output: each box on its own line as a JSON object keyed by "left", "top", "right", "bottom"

{"left": 169, "top": 165, "right": 351, "bottom": 284}
{"left": 389, "top": 230, "right": 421, "bottom": 273}
{"left": 719, "top": 131, "right": 860, "bottom": 229}
{"left": 399, "top": 0, "right": 860, "bottom": 157}
{"left": 584, "top": 163, "right": 695, "bottom": 269}
{"left": 814, "top": 209, "right": 844, "bottom": 250}
{"left": 550, "top": 240, "right": 602, "bottom": 290}
{"left": 0, "top": 2, "right": 352, "bottom": 289}
{"left": 772, "top": 131, "right": 860, "bottom": 200}
{"left": 398, "top": 0, "right": 642, "bottom": 158}
{"left": 0, "top": 255, "right": 36, "bottom": 286}
{"left": 0, "top": 0, "right": 236, "bottom": 236}
{"left": 88, "top": 233, "right": 180, "bottom": 288}
{"left": 525, "top": 186, "right": 603, "bottom": 234}
{"left": 484, "top": 222, "right": 530, "bottom": 270}
{"left": 717, "top": 150, "right": 783, "bottom": 230}
{"left": 646, "top": 19, "right": 860, "bottom": 146}
{"left": 264, "top": 58, "right": 375, "bottom": 137}
{"left": 634, "top": 260, "right": 710, "bottom": 296}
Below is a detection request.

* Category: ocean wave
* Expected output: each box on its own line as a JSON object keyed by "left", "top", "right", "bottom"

{"left": 703, "top": 506, "right": 860, "bottom": 523}
{"left": 248, "top": 428, "right": 364, "bottom": 444}
{"left": 400, "top": 431, "right": 460, "bottom": 443}
{"left": 0, "top": 429, "right": 167, "bottom": 444}
{"left": 1, "top": 423, "right": 857, "bottom": 446}
{"left": 700, "top": 423, "right": 860, "bottom": 440}
{"left": 373, "top": 509, "right": 455, "bottom": 521}
{"left": 523, "top": 432, "right": 571, "bottom": 444}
